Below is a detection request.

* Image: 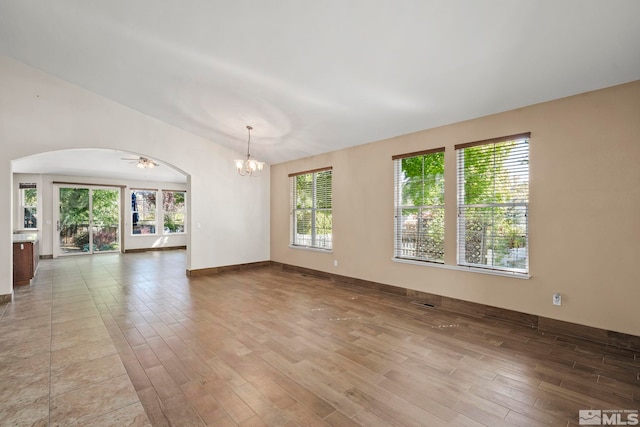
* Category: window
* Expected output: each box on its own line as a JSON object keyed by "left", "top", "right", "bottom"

{"left": 290, "top": 168, "right": 332, "bottom": 250}
{"left": 456, "top": 133, "right": 530, "bottom": 273}
{"left": 19, "top": 183, "right": 37, "bottom": 229}
{"left": 162, "top": 191, "right": 186, "bottom": 234}
{"left": 131, "top": 190, "right": 157, "bottom": 235}
{"left": 393, "top": 148, "right": 445, "bottom": 263}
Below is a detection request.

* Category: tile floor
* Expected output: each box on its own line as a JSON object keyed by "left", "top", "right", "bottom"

{"left": 1, "top": 252, "right": 162, "bottom": 426}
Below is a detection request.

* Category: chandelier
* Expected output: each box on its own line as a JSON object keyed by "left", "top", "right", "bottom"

{"left": 235, "top": 125, "right": 265, "bottom": 177}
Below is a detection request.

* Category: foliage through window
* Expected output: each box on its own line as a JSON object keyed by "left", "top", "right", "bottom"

{"left": 58, "top": 187, "right": 120, "bottom": 253}
{"left": 394, "top": 149, "right": 445, "bottom": 262}
{"left": 20, "top": 184, "right": 37, "bottom": 229}
{"left": 456, "top": 133, "right": 530, "bottom": 273}
{"left": 162, "top": 191, "right": 186, "bottom": 234}
{"left": 131, "top": 190, "right": 157, "bottom": 235}
{"left": 290, "top": 168, "right": 332, "bottom": 250}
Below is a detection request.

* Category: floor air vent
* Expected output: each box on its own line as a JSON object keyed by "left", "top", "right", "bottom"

{"left": 411, "top": 301, "right": 437, "bottom": 308}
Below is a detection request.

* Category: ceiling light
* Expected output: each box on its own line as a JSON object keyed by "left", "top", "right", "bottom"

{"left": 136, "top": 157, "right": 158, "bottom": 169}
{"left": 235, "top": 125, "right": 265, "bottom": 177}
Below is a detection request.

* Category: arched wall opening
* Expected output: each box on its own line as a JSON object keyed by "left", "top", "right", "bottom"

{"left": 0, "top": 56, "right": 271, "bottom": 303}
{"left": 12, "top": 148, "right": 191, "bottom": 263}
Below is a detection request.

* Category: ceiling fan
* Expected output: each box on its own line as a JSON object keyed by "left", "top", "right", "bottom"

{"left": 121, "top": 156, "right": 160, "bottom": 169}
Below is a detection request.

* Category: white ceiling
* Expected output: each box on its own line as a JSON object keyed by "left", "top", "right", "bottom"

{"left": 2, "top": 0, "right": 640, "bottom": 172}
{"left": 13, "top": 149, "right": 187, "bottom": 184}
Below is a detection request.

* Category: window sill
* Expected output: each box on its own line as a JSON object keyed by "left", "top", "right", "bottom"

{"left": 392, "top": 257, "right": 531, "bottom": 279}
{"left": 131, "top": 233, "right": 186, "bottom": 237}
{"left": 289, "top": 245, "right": 333, "bottom": 254}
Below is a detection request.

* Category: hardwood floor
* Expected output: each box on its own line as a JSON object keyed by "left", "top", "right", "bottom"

{"left": 0, "top": 250, "right": 638, "bottom": 426}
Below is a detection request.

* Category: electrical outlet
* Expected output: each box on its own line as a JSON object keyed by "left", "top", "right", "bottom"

{"left": 553, "top": 293, "right": 562, "bottom": 306}
{"left": 333, "top": 260, "right": 338, "bottom": 267}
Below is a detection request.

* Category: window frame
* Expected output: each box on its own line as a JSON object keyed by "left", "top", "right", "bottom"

{"left": 289, "top": 167, "right": 333, "bottom": 251}
{"left": 161, "top": 190, "right": 187, "bottom": 235}
{"left": 130, "top": 189, "right": 158, "bottom": 236}
{"left": 19, "top": 183, "right": 38, "bottom": 230}
{"left": 393, "top": 148, "right": 445, "bottom": 263}
{"left": 455, "top": 133, "right": 530, "bottom": 275}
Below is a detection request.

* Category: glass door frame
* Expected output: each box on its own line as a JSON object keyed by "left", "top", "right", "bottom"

{"left": 53, "top": 184, "right": 122, "bottom": 257}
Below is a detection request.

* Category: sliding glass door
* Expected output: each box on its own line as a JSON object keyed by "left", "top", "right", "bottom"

{"left": 57, "top": 187, "right": 89, "bottom": 254}
{"left": 54, "top": 185, "right": 121, "bottom": 256}
{"left": 91, "top": 189, "right": 120, "bottom": 252}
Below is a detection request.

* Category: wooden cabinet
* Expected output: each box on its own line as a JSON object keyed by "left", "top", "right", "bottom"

{"left": 13, "top": 239, "right": 38, "bottom": 286}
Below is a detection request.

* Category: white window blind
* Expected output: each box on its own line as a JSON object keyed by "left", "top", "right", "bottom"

{"left": 393, "top": 148, "right": 445, "bottom": 263}
{"left": 290, "top": 168, "right": 332, "bottom": 250}
{"left": 456, "top": 133, "right": 530, "bottom": 273}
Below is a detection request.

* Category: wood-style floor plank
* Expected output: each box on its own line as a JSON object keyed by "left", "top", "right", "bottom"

{"left": 2, "top": 250, "right": 639, "bottom": 426}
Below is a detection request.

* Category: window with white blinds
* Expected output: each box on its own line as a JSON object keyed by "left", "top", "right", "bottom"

{"left": 456, "top": 133, "right": 530, "bottom": 273}
{"left": 393, "top": 148, "right": 445, "bottom": 263}
{"left": 290, "top": 168, "right": 332, "bottom": 250}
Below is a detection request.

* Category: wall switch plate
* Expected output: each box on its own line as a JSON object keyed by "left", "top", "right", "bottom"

{"left": 553, "top": 293, "right": 562, "bottom": 306}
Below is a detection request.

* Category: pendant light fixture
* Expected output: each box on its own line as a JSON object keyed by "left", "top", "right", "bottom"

{"left": 235, "top": 125, "right": 265, "bottom": 177}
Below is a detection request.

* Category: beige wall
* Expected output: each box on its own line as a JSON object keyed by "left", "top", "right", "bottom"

{"left": 271, "top": 81, "right": 640, "bottom": 337}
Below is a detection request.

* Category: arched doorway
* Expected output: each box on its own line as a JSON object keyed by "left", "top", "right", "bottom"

{"left": 12, "top": 148, "right": 190, "bottom": 263}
